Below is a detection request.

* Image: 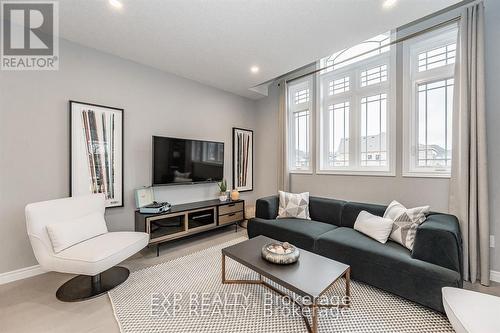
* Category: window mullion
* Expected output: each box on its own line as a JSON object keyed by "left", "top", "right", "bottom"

{"left": 351, "top": 93, "right": 360, "bottom": 169}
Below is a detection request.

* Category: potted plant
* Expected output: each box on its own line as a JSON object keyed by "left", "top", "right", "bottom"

{"left": 218, "top": 179, "right": 228, "bottom": 202}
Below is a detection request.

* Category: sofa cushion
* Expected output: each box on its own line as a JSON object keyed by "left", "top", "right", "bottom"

{"left": 341, "top": 201, "right": 387, "bottom": 228}
{"left": 315, "top": 227, "right": 461, "bottom": 312}
{"left": 309, "top": 196, "right": 346, "bottom": 226}
{"left": 247, "top": 217, "right": 337, "bottom": 251}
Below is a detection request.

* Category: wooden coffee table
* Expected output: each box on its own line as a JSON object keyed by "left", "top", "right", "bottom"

{"left": 222, "top": 236, "right": 350, "bottom": 333}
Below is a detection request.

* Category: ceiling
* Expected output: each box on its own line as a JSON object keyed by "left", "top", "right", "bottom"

{"left": 58, "top": 0, "right": 461, "bottom": 99}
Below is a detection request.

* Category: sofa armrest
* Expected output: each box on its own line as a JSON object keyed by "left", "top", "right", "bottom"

{"left": 411, "top": 213, "right": 463, "bottom": 282}
{"left": 255, "top": 196, "right": 279, "bottom": 219}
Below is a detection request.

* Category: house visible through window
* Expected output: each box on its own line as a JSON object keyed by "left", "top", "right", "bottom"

{"left": 360, "top": 93, "right": 387, "bottom": 166}
{"left": 417, "top": 79, "right": 453, "bottom": 168}
{"left": 328, "top": 102, "right": 350, "bottom": 167}
{"left": 318, "top": 31, "right": 393, "bottom": 174}
{"left": 286, "top": 25, "right": 457, "bottom": 177}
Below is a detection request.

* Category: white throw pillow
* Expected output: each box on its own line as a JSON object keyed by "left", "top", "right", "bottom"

{"left": 46, "top": 212, "right": 108, "bottom": 253}
{"left": 383, "top": 200, "right": 430, "bottom": 250}
{"left": 277, "top": 191, "right": 311, "bottom": 220}
{"left": 354, "top": 210, "right": 394, "bottom": 244}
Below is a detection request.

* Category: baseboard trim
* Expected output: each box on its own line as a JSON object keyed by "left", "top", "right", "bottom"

{"left": 491, "top": 270, "right": 500, "bottom": 283}
{"left": 0, "top": 265, "right": 46, "bottom": 285}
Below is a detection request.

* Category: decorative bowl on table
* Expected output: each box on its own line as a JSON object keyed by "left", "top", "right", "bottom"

{"left": 261, "top": 242, "right": 300, "bottom": 264}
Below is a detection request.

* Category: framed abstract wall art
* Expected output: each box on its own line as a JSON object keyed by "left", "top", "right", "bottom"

{"left": 232, "top": 127, "right": 253, "bottom": 192}
{"left": 70, "top": 101, "right": 124, "bottom": 208}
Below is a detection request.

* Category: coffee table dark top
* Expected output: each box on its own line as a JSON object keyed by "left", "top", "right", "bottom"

{"left": 222, "top": 235, "right": 349, "bottom": 299}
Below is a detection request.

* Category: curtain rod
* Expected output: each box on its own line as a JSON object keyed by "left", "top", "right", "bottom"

{"left": 285, "top": 16, "right": 460, "bottom": 85}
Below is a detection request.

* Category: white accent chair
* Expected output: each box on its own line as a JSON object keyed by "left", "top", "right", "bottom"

{"left": 442, "top": 287, "right": 500, "bottom": 333}
{"left": 26, "top": 194, "right": 149, "bottom": 301}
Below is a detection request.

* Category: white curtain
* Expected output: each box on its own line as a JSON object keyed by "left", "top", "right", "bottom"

{"left": 449, "top": 2, "right": 489, "bottom": 285}
{"left": 277, "top": 80, "right": 290, "bottom": 191}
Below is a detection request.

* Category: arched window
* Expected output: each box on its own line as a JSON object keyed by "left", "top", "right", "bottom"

{"left": 322, "top": 32, "right": 390, "bottom": 72}
{"left": 318, "top": 31, "right": 393, "bottom": 173}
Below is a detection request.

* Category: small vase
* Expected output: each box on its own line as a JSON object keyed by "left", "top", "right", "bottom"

{"left": 219, "top": 192, "right": 227, "bottom": 202}
{"left": 230, "top": 190, "right": 240, "bottom": 201}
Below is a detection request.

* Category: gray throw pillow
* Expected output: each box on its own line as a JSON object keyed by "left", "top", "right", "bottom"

{"left": 383, "top": 200, "right": 429, "bottom": 250}
{"left": 277, "top": 191, "right": 311, "bottom": 220}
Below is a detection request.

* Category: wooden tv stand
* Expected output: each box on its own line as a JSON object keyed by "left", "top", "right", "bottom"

{"left": 135, "top": 199, "right": 245, "bottom": 256}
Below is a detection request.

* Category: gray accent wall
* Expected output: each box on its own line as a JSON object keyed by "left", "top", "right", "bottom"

{"left": 0, "top": 40, "right": 258, "bottom": 274}
{"left": 485, "top": 0, "right": 500, "bottom": 272}
{"left": 0, "top": 0, "right": 499, "bottom": 277}
{"left": 255, "top": 0, "right": 500, "bottom": 272}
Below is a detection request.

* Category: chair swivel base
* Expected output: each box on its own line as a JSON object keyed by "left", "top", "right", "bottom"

{"left": 56, "top": 266, "right": 130, "bottom": 302}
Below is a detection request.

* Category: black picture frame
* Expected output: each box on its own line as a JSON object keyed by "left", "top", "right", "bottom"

{"left": 232, "top": 127, "right": 253, "bottom": 192}
{"left": 69, "top": 100, "right": 124, "bottom": 208}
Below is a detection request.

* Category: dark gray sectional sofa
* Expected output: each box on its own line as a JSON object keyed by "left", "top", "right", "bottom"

{"left": 247, "top": 195, "right": 463, "bottom": 312}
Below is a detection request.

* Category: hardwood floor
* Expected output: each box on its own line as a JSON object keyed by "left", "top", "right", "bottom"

{"left": 1, "top": 226, "right": 499, "bottom": 333}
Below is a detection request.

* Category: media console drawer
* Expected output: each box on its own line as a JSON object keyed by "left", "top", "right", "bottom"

{"left": 219, "top": 202, "right": 244, "bottom": 215}
{"left": 135, "top": 199, "right": 244, "bottom": 257}
{"left": 219, "top": 211, "right": 244, "bottom": 225}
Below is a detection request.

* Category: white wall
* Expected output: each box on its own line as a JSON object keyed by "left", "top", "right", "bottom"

{"left": 0, "top": 40, "right": 258, "bottom": 274}
{"left": 254, "top": 0, "right": 500, "bottom": 271}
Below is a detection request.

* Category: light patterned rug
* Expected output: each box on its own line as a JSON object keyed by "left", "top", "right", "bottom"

{"left": 109, "top": 237, "right": 454, "bottom": 333}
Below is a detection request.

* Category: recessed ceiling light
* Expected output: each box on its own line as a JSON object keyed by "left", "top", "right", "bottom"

{"left": 383, "top": 0, "right": 398, "bottom": 9}
{"left": 109, "top": 0, "right": 123, "bottom": 10}
{"left": 250, "top": 66, "right": 260, "bottom": 74}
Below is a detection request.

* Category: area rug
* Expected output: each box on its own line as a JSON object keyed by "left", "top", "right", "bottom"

{"left": 109, "top": 237, "right": 453, "bottom": 333}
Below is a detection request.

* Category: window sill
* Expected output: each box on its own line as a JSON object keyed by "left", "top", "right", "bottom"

{"left": 402, "top": 171, "right": 451, "bottom": 179}
{"left": 316, "top": 170, "right": 396, "bottom": 177}
{"left": 289, "top": 170, "right": 313, "bottom": 175}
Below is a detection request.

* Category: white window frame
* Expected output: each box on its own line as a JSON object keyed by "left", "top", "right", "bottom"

{"left": 288, "top": 76, "right": 314, "bottom": 173}
{"left": 402, "top": 24, "right": 458, "bottom": 178}
{"left": 316, "top": 41, "right": 396, "bottom": 176}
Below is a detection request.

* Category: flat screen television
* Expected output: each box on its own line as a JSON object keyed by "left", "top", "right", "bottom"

{"left": 152, "top": 136, "right": 224, "bottom": 186}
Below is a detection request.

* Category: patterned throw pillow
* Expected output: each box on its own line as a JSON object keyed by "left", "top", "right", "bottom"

{"left": 383, "top": 200, "right": 430, "bottom": 250}
{"left": 277, "top": 191, "right": 311, "bottom": 220}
